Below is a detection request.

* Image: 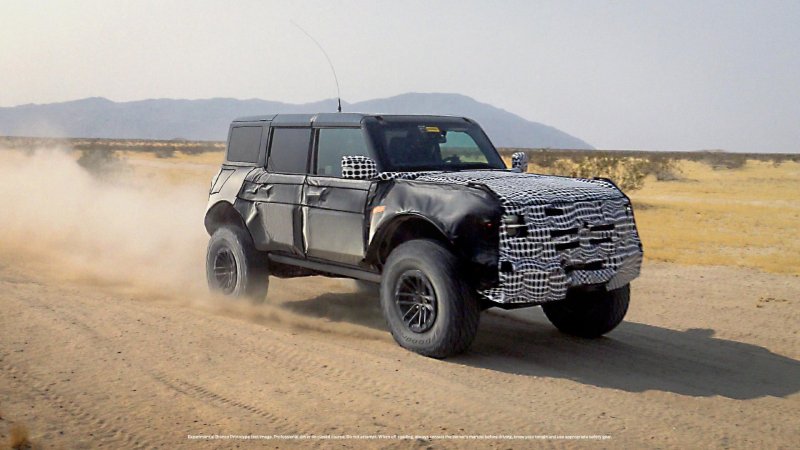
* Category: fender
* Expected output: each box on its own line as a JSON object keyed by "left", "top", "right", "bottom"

{"left": 205, "top": 200, "right": 245, "bottom": 233}
{"left": 366, "top": 212, "right": 452, "bottom": 261}
{"left": 365, "top": 180, "right": 503, "bottom": 286}
{"left": 204, "top": 165, "right": 258, "bottom": 236}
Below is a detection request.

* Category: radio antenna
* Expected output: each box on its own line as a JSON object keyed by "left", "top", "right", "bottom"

{"left": 291, "top": 20, "right": 342, "bottom": 113}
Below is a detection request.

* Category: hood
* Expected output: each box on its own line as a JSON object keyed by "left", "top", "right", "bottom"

{"left": 405, "top": 170, "right": 625, "bottom": 206}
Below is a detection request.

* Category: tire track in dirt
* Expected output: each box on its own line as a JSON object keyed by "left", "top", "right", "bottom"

{"left": 117, "top": 301, "right": 542, "bottom": 435}
{"left": 3, "top": 286, "right": 315, "bottom": 439}
{"left": 3, "top": 270, "right": 616, "bottom": 439}
{"left": 0, "top": 355, "right": 150, "bottom": 449}
{"left": 6, "top": 283, "right": 411, "bottom": 435}
{"left": 105, "top": 298, "right": 534, "bottom": 434}
{"left": 148, "top": 374, "right": 292, "bottom": 429}
{"left": 10, "top": 279, "right": 540, "bottom": 437}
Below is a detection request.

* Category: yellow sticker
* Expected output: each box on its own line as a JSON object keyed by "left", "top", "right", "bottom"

{"left": 424, "top": 126, "right": 441, "bottom": 133}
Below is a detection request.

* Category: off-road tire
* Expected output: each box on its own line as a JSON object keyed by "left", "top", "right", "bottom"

{"left": 542, "top": 284, "right": 630, "bottom": 337}
{"left": 206, "top": 226, "right": 269, "bottom": 302}
{"left": 380, "top": 239, "right": 480, "bottom": 358}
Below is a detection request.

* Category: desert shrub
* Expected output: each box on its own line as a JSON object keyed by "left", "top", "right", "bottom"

{"left": 699, "top": 152, "right": 748, "bottom": 170}
{"left": 154, "top": 146, "right": 176, "bottom": 158}
{"left": 648, "top": 155, "right": 683, "bottom": 181}
{"left": 529, "top": 151, "right": 559, "bottom": 168}
{"left": 505, "top": 150, "right": 684, "bottom": 191}
{"left": 180, "top": 143, "right": 224, "bottom": 155}
{"left": 545, "top": 156, "right": 652, "bottom": 191}
{"left": 76, "top": 148, "right": 127, "bottom": 177}
{"left": 179, "top": 145, "right": 201, "bottom": 155}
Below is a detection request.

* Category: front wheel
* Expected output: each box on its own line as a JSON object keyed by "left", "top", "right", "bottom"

{"left": 380, "top": 239, "right": 480, "bottom": 358}
{"left": 206, "top": 226, "right": 269, "bottom": 302}
{"left": 542, "top": 284, "right": 630, "bottom": 338}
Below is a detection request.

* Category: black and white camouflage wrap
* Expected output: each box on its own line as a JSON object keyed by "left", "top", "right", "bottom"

{"left": 341, "top": 156, "right": 379, "bottom": 180}
{"left": 510, "top": 151, "right": 529, "bottom": 172}
{"left": 386, "top": 170, "right": 644, "bottom": 304}
{"left": 377, "top": 171, "right": 442, "bottom": 181}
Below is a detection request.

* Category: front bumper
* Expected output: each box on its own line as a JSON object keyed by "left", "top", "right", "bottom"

{"left": 478, "top": 197, "right": 643, "bottom": 304}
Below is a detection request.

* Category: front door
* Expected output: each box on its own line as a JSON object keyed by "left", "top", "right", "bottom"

{"left": 303, "top": 127, "right": 373, "bottom": 266}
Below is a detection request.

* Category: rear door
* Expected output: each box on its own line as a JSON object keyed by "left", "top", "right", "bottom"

{"left": 251, "top": 126, "right": 311, "bottom": 256}
{"left": 303, "top": 127, "right": 373, "bottom": 266}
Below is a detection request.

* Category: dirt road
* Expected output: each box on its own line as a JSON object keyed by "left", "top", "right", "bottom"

{"left": 1, "top": 260, "right": 798, "bottom": 449}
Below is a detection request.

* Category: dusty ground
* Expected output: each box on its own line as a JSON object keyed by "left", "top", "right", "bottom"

{"left": 1, "top": 262, "right": 798, "bottom": 449}
{"left": 0, "top": 148, "right": 798, "bottom": 448}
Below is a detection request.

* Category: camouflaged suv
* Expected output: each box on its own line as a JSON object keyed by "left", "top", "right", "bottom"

{"left": 205, "top": 113, "right": 643, "bottom": 357}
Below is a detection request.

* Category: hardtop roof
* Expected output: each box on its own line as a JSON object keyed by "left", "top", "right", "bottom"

{"left": 232, "top": 113, "right": 473, "bottom": 127}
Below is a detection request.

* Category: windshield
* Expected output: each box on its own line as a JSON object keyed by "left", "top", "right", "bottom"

{"left": 364, "top": 119, "right": 506, "bottom": 172}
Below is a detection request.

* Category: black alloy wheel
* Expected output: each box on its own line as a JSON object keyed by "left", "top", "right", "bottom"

{"left": 394, "top": 270, "right": 438, "bottom": 333}
{"left": 212, "top": 248, "right": 238, "bottom": 295}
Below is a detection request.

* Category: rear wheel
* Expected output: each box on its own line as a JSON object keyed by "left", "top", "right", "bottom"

{"left": 206, "top": 226, "right": 269, "bottom": 302}
{"left": 542, "top": 284, "right": 630, "bottom": 337}
{"left": 380, "top": 239, "right": 480, "bottom": 358}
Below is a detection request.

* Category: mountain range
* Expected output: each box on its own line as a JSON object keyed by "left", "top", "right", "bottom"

{"left": 0, "top": 93, "right": 592, "bottom": 149}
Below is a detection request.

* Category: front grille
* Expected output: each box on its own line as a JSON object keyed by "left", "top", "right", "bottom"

{"left": 550, "top": 227, "right": 578, "bottom": 238}
{"left": 482, "top": 196, "right": 643, "bottom": 304}
{"left": 544, "top": 206, "right": 565, "bottom": 216}
{"left": 554, "top": 241, "right": 580, "bottom": 251}
{"left": 564, "top": 261, "right": 605, "bottom": 273}
{"left": 589, "top": 224, "right": 615, "bottom": 232}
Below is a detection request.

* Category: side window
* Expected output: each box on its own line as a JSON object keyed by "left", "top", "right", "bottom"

{"left": 315, "top": 128, "right": 371, "bottom": 177}
{"left": 227, "top": 126, "right": 263, "bottom": 163}
{"left": 268, "top": 128, "right": 311, "bottom": 174}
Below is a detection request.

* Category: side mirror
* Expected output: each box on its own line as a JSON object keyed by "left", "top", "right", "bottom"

{"left": 341, "top": 156, "right": 378, "bottom": 180}
{"left": 511, "top": 151, "right": 529, "bottom": 173}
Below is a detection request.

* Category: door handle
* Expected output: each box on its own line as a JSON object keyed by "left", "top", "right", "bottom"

{"left": 306, "top": 187, "right": 328, "bottom": 201}
{"left": 248, "top": 184, "right": 272, "bottom": 195}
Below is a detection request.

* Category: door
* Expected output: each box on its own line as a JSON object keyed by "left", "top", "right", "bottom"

{"left": 251, "top": 126, "right": 311, "bottom": 256}
{"left": 303, "top": 127, "right": 373, "bottom": 266}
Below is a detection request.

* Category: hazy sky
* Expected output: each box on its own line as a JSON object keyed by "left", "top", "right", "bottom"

{"left": 2, "top": 0, "right": 799, "bottom": 152}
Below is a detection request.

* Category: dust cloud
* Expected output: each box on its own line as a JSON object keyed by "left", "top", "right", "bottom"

{"left": 0, "top": 148, "right": 209, "bottom": 297}
{"left": 0, "top": 148, "right": 385, "bottom": 339}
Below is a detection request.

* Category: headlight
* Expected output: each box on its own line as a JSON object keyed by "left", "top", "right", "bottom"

{"left": 502, "top": 214, "right": 526, "bottom": 237}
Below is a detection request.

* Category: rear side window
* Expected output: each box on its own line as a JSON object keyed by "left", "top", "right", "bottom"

{"left": 227, "top": 126, "right": 263, "bottom": 163}
{"left": 316, "top": 128, "right": 371, "bottom": 177}
{"left": 268, "top": 128, "right": 311, "bottom": 174}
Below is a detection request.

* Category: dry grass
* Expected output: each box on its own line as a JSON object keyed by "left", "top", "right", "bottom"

{"left": 630, "top": 160, "right": 800, "bottom": 274}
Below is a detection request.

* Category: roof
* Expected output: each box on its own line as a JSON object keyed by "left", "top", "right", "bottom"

{"left": 231, "top": 113, "right": 472, "bottom": 127}
{"left": 232, "top": 113, "right": 364, "bottom": 126}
